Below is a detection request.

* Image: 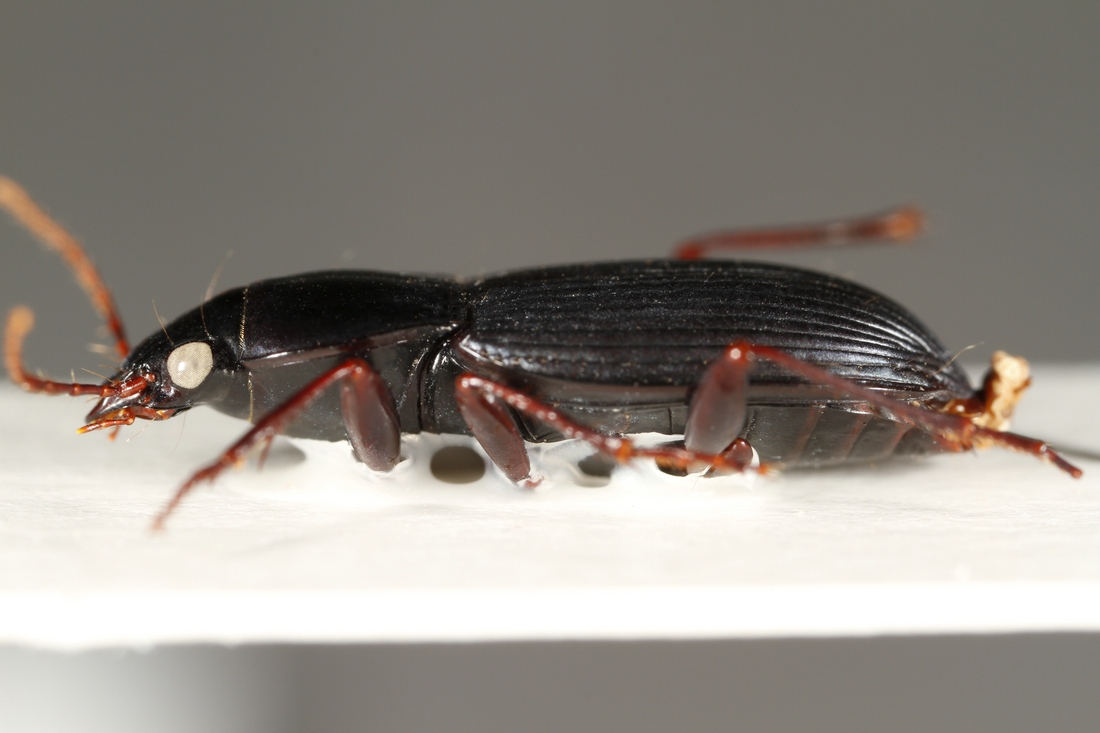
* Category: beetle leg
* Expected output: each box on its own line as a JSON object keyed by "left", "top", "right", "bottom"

{"left": 672, "top": 206, "right": 923, "bottom": 260}
{"left": 713, "top": 342, "right": 1082, "bottom": 478}
{"left": 704, "top": 438, "right": 756, "bottom": 476}
{"left": 655, "top": 438, "right": 756, "bottom": 477}
{"left": 454, "top": 374, "right": 534, "bottom": 484}
{"left": 684, "top": 341, "right": 750, "bottom": 454}
{"left": 339, "top": 363, "right": 402, "bottom": 472}
{"left": 454, "top": 374, "right": 754, "bottom": 482}
{"left": 153, "top": 356, "right": 400, "bottom": 529}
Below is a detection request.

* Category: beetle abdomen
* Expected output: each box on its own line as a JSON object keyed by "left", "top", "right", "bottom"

{"left": 489, "top": 394, "right": 936, "bottom": 468}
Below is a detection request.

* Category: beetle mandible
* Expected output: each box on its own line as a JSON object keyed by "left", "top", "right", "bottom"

{"left": 0, "top": 177, "right": 1081, "bottom": 528}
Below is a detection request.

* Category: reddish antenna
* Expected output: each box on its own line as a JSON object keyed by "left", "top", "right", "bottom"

{"left": 0, "top": 177, "right": 130, "bottom": 360}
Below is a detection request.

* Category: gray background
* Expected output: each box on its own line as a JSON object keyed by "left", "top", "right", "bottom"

{"left": 1, "top": 3, "right": 1098, "bottom": 731}
{"left": 1, "top": 2, "right": 1097, "bottom": 377}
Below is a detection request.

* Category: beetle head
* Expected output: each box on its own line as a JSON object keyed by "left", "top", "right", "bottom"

{"left": 82, "top": 293, "right": 246, "bottom": 432}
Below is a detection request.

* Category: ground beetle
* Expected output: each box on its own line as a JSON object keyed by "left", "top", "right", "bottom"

{"left": 0, "top": 177, "right": 1081, "bottom": 528}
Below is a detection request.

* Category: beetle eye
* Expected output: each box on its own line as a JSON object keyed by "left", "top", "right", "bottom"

{"left": 166, "top": 342, "right": 214, "bottom": 389}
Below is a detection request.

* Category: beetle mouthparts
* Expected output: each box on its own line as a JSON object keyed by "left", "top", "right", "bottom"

{"left": 79, "top": 405, "right": 177, "bottom": 433}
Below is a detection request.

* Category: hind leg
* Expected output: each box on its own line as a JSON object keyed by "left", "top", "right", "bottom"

{"left": 696, "top": 343, "right": 1081, "bottom": 477}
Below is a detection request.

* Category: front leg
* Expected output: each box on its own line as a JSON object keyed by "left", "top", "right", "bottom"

{"left": 153, "top": 356, "right": 400, "bottom": 529}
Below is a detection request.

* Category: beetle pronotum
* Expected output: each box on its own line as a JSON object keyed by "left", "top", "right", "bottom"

{"left": 0, "top": 177, "right": 1081, "bottom": 528}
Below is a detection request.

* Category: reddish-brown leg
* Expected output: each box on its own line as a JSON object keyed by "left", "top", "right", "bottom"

{"left": 716, "top": 438, "right": 755, "bottom": 470}
{"left": 455, "top": 337, "right": 1082, "bottom": 485}
{"left": 707, "top": 343, "right": 1082, "bottom": 478}
{"left": 340, "top": 366, "right": 401, "bottom": 472}
{"left": 454, "top": 374, "right": 755, "bottom": 482}
{"left": 454, "top": 374, "right": 533, "bottom": 483}
{"left": 684, "top": 344, "right": 750, "bottom": 454}
{"left": 153, "top": 356, "right": 400, "bottom": 529}
{"left": 672, "top": 206, "right": 923, "bottom": 260}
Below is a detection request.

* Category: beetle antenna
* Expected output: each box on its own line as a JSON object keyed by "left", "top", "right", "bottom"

{"left": 0, "top": 177, "right": 130, "bottom": 360}
{"left": 4, "top": 306, "right": 126, "bottom": 396}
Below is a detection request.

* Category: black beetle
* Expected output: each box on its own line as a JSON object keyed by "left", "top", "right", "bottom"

{"left": 0, "top": 177, "right": 1080, "bottom": 528}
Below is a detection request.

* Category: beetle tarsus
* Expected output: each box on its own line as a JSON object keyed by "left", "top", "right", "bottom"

{"left": 969, "top": 427, "right": 1083, "bottom": 479}
{"left": 672, "top": 205, "right": 924, "bottom": 260}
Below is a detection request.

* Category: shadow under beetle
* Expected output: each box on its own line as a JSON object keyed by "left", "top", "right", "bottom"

{"left": 0, "top": 177, "right": 1081, "bottom": 528}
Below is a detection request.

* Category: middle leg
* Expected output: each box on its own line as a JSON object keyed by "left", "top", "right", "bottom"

{"left": 454, "top": 374, "right": 756, "bottom": 483}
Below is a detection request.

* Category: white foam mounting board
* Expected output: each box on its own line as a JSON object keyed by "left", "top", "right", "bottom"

{"left": 0, "top": 366, "right": 1098, "bottom": 650}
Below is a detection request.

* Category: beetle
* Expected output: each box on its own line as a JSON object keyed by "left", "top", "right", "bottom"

{"left": 0, "top": 177, "right": 1081, "bottom": 528}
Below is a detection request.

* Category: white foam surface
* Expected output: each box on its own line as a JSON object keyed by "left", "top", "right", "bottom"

{"left": 0, "top": 366, "right": 1097, "bottom": 650}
